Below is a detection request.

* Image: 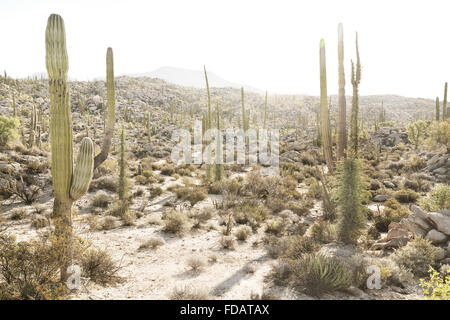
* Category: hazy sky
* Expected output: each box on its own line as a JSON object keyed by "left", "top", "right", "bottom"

{"left": 0, "top": 0, "right": 449, "bottom": 98}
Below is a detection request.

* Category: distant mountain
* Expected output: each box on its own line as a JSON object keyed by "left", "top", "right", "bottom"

{"left": 129, "top": 66, "right": 263, "bottom": 93}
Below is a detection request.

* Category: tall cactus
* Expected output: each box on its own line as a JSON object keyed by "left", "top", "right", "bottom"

{"left": 349, "top": 33, "right": 361, "bottom": 158}
{"left": 436, "top": 97, "right": 440, "bottom": 121}
{"left": 241, "top": 87, "right": 246, "bottom": 131}
{"left": 337, "top": 23, "right": 347, "bottom": 160}
{"left": 263, "top": 91, "right": 268, "bottom": 129}
{"left": 215, "top": 101, "right": 224, "bottom": 181}
{"left": 204, "top": 66, "right": 213, "bottom": 180}
{"left": 94, "top": 47, "right": 116, "bottom": 169}
{"left": 319, "top": 39, "right": 334, "bottom": 173}
{"left": 45, "top": 14, "right": 114, "bottom": 280}
{"left": 443, "top": 82, "right": 448, "bottom": 121}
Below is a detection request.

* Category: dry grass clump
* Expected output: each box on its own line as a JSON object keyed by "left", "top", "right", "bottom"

{"left": 89, "top": 176, "right": 117, "bottom": 192}
{"left": 149, "top": 186, "right": 163, "bottom": 199}
{"left": 373, "top": 198, "right": 409, "bottom": 232}
{"left": 235, "top": 225, "right": 253, "bottom": 241}
{"left": 220, "top": 236, "right": 237, "bottom": 250}
{"left": 31, "top": 215, "right": 49, "bottom": 229}
{"left": 92, "top": 191, "right": 112, "bottom": 208}
{"left": 163, "top": 209, "right": 190, "bottom": 234}
{"left": 9, "top": 207, "right": 27, "bottom": 220}
{"left": 186, "top": 256, "right": 207, "bottom": 272}
{"left": 265, "top": 219, "right": 287, "bottom": 236}
{"left": 309, "top": 220, "right": 337, "bottom": 244}
{"left": 172, "top": 186, "right": 208, "bottom": 206}
{"left": 81, "top": 249, "right": 122, "bottom": 286}
{"left": 101, "top": 216, "right": 118, "bottom": 230}
{"left": 394, "top": 189, "right": 419, "bottom": 203}
{"left": 265, "top": 235, "right": 318, "bottom": 259}
{"left": 138, "top": 237, "right": 165, "bottom": 250}
{"left": 169, "top": 285, "right": 210, "bottom": 300}
{"left": 234, "top": 200, "right": 269, "bottom": 230}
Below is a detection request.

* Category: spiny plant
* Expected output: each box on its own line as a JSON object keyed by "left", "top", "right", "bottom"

{"left": 349, "top": 32, "right": 361, "bottom": 157}
{"left": 263, "top": 90, "right": 268, "bottom": 129}
{"left": 337, "top": 23, "right": 347, "bottom": 160}
{"left": 118, "top": 126, "right": 128, "bottom": 201}
{"left": 203, "top": 66, "right": 214, "bottom": 180}
{"left": 436, "top": 97, "right": 440, "bottom": 122}
{"left": 444, "top": 82, "right": 448, "bottom": 121}
{"left": 215, "top": 101, "right": 224, "bottom": 181}
{"left": 406, "top": 120, "right": 428, "bottom": 149}
{"left": 319, "top": 39, "right": 334, "bottom": 173}
{"left": 45, "top": 14, "right": 115, "bottom": 281}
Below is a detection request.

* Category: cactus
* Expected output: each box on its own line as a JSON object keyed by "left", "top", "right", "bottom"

{"left": 349, "top": 33, "right": 361, "bottom": 158}
{"left": 45, "top": 14, "right": 114, "bottom": 280}
{"left": 337, "top": 23, "right": 347, "bottom": 160}
{"left": 319, "top": 39, "right": 334, "bottom": 173}
{"left": 263, "top": 91, "right": 268, "bottom": 129}
{"left": 443, "top": 82, "right": 448, "bottom": 120}
{"left": 204, "top": 66, "right": 213, "bottom": 180}
{"left": 215, "top": 101, "right": 224, "bottom": 181}
{"left": 436, "top": 97, "right": 440, "bottom": 121}
{"left": 118, "top": 126, "right": 128, "bottom": 201}
{"left": 241, "top": 87, "right": 246, "bottom": 131}
{"left": 11, "top": 93, "right": 17, "bottom": 117}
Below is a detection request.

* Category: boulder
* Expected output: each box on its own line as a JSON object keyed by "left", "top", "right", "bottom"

{"left": 386, "top": 228, "right": 410, "bottom": 241}
{"left": 426, "top": 212, "right": 450, "bottom": 235}
{"left": 435, "top": 247, "right": 447, "bottom": 261}
{"left": 373, "top": 194, "right": 391, "bottom": 202}
{"left": 425, "top": 229, "right": 447, "bottom": 244}
{"left": 410, "top": 205, "right": 429, "bottom": 220}
{"left": 383, "top": 181, "right": 396, "bottom": 189}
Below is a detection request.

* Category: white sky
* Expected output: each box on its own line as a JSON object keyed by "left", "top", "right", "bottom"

{"left": 0, "top": 0, "right": 449, "bottom": 98}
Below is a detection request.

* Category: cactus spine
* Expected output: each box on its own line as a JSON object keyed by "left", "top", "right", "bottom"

{"left": 45, "top": 14, "right": 114, "bottom": 280}
{"left": 319, "top": 39, "right": 334, "bottom": 173}
{"left": 349, "top": 33, "right": 361, "bottom": 158}
{"left": 436, "top": 97, "right": 440, "bottom": 121}
{"left": 337, "top": 23, "right": 347, "bottom": 160}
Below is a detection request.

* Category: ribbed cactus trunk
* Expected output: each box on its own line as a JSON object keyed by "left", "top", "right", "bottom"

{"left": 215, "top": 102, "right": 224, "bottom": 181}
{"left": 46, "top": 14, "right": 114, "bottom": 281}
{"left": 337, "top": 23, "right": 347, "bottom": 160}
{"left": 436, "top": 97, "right": 440, "bottom": 121}
{"left": 319, "top": 39, "right": 334, "bottom": 173}
{"left": 204, "top": 66, "right": 213, "bottom": 180}
{"left": 349, "top": 33, "right": 361, "bottom": 158}
{"left": 443, "top": 82, "right": 448, "bottom": 121}
{"left": 94, "top": 47, "right": 116, "bottom": 169}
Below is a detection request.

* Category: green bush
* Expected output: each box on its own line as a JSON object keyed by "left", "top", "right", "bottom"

{"left": 418, "top": 184, "right": 450, "bottom": 211}
{"left": 394, "top": 189, "right": 419, "bottom": 203}
{"left": 0, "top": 116, "right": 19, "bottom": 147}
{"left": 374, "top": 198, "right": 409, "bottom": 232}
{"left": 420, "top": 267, "right": 450, "bottom": 300}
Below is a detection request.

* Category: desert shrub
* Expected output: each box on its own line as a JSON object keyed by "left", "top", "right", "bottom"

{"left": 392, "top": 237, "right": 439, "bottom": 277}
{"left": 92, "top": 192, "right": 112, "bottom": 208}
{"left": 9, "top": 207, "right": 27, "bottom": 220}
{"left": 94, "top": 159, "right": 117, "bottom": 178}
{"left": 186, "top": 256, "right": 207, "bottom": 272}
{"left": 31, "top": 216, "right": 49, "bottom": 229}
{"left": 26, "top": 159, "right": 49, "bottom": 175}
{"left": 406, "top": 120, "right": 428, "bottom": 149}
{"left": 306, "top": 180, "right": 322, "bottom": 199}
{"left": 169, "top": 285, "right": 209, "bottom": 300}
{"left": 220, "top": 236, "right": 237, "bottom": 250}
{"left": 266, "top": 235, "right": 318, "bottom": 259}
{"left": 163, "top": 210, "right": 190, "bottom": 234}
{"left": 208, "top": 179, "right": 242, "bottom": 196}
{"left": 101, "top": 216, "right": 118, "bottom": 230}
{"left": 234, "top": 200, "right": 269, "bottom": 229}
{"left": 173, "top": 186, "right": 207, "bottom": 206}
{"left": 420, "top": 267, "right": 450, "bottom": 300}
{"left": 404, "top": 157, "right": 427, "bottom": 172}
{"left": 426, "top": 121, "right": 450, "bottom": 153}
{"left": 0, "top": 116, "right": 19, "bottom": 147}
{"left": 394, "top": 189, "right": 419, "bottom": 203}
{"left": 81, "top": 249, "right": 122, "bottom": 286}
{"left": 292, "top": 253, "right": 353, "bottom": 296}
{"left": 374, "top": 198, "right": 409, "bottom": 232}
{"left": 418, "top": 184, "right": 450, "bottom": 211}
{"left": 300, "top": 152, "right": 316, "bottom": 165}
{"left": 138, "top": 237, "right": 165, "bottom": 250}
{"left": 89, "top": 176, "right": 117, "bottom": 192}
{"left": 286, "top": 200, "right": 312, "bottom": 216}
{"left": 403, "top": 179, "right": 420, "bottom": 192}
{"left": 160, "top": 164, "right": 175, "bottom": 176}
{"left": 265, "top": 219, "right": 286, "bottom": 236}
{"left": 309, "top": 220, "right": 337, "bottom": 244}
{"left": 0, "top": 233, "right": 67, "bottom": 300}
{"left": 149, "top": 186, "right": 163, "bottom": 199}
{"left": 235, "top": 225, "right": 252, "bottom": 241}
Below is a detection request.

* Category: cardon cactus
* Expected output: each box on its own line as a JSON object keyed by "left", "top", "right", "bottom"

{"left": 319, "top": 39, "right": 334, "bottom": 173}
{"left": 45, "top": 14, "right": 115, "bottom": 280}
{"left": 337, "top": 23, "right": 347, "bottom": 160}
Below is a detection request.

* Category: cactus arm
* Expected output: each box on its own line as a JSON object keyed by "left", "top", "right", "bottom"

{"left": 94, "top": 47, "right": 116, "bottom": 169}
{"left": 70, "top": 137, "right": 94, "bottom": 200}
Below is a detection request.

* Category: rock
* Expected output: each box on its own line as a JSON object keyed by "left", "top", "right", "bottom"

{"left": 425, "top": 229, "right": 447, "bottom": 244}
{"left": 435, "top": 248, "right": 447, "bottom": 261}
{"left": 373, "top": 194, "right": 391, "bottom": 202}
{"left": 440, "top": 257, "right": 450, "bottom": 265}
{"left": 439, "top": 209, "right": 450, "bottom": 217}
{"left": 408, "top": 214, "right": 432, "bottom": 231}
{"left": 386, "top": 228, "right": 410, "bottom": 241}
{"left": 371, "top": 237, "right": 408, "bottom": 250}
{"left": 345, "top": 286, "right": 370, "bottom": 299}
{"left": 426, "top": 212, "right": 450, "bottom": 235}
{"left": 447, "top": 241, "right": 450, "bottom": 256}
{"left": 410, "top": 205, "right": 429, "bottom": 220}
{"left": 383, "top": 181, "right": 395, "bottom": 189}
